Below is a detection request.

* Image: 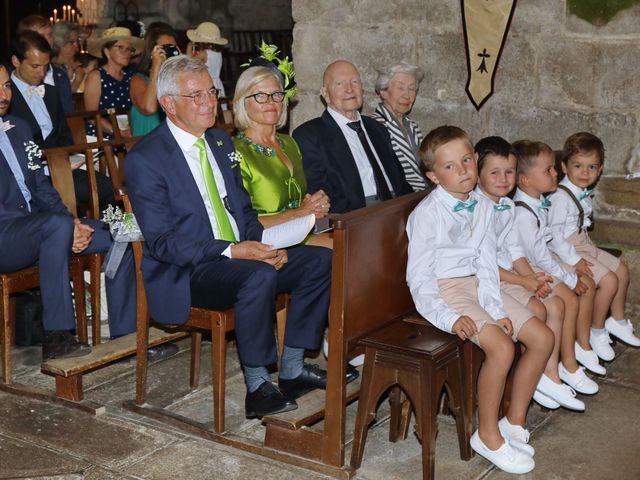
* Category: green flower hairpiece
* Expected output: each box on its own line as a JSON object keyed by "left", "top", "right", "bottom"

{"left": 242, "top": 40, "right": 298, "bottom": 103}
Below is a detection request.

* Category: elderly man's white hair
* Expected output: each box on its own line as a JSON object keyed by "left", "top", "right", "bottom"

{"left": 156, "top": 55, "right": 210, "bottom": 105}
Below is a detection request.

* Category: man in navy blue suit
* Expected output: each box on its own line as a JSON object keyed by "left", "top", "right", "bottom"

{"left": 0, "top": 63, "right": 136, "bottom": 362}
{"left": 293, "top": 60, "right": 413, "bottom": 213}
{"left": 125, "top": 56, "right": 338, "bottom": 418}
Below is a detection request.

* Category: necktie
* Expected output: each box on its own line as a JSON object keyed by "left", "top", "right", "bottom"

{"left": 539, "top": 197, "right": 551, "bottom": 209}
{"left": 453, "top": 199, "right": 477, "bottom": 213}
{"left": 27, "top": 84, "right": 45, "bottom": 98}
{"left": 579, "top": 188, "right": 594, "bottom": 200}
{"left": 494, "top": 203, "right": 511, "bottom": 211}
{"left": 0, "top": 129, "right": 32, "bottom": 208}
{"left": 194, "top": 138, "right": 236, "bottom": 242}
{"left": 346, "top": 121, "right": 392, "bottom": 201}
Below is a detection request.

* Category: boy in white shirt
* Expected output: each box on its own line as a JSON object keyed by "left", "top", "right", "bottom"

{"left": 549, "top": 132, "right": 639, "bottom": 363}
{"left": 407, "top": 126, "right": 550, "bottom": 474}
{"left": 512, "top": 140, "right": 600, "bottom": 402}
{"left": 475, "top": 136, "right": 583, "bottom": 411}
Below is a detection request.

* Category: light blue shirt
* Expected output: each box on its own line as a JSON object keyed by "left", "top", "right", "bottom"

{"left": 11, "top": 72, "right": 53, "bottom": 141}
{"left": 0, "top": 119, "right": 32, "bottom": 209}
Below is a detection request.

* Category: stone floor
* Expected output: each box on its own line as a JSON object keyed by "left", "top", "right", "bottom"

{"left": 2, "top": 335, "right": 640, "bottom": 480}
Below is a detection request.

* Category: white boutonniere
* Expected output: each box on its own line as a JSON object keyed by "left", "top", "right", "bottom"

{"left": 24, "top": 141, "right": 43, "bottom": 170}
{"left": 24, "top": 140, "right": 42, "bottom": 170}
{"left": 228, "top": 151, "right": 243, "bottom": 169}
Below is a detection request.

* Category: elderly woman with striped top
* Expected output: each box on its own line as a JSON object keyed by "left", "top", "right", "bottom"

{"left": 373, "top": 62, "right": 430, "bottom": 191}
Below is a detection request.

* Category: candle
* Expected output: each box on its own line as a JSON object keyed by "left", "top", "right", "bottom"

{"left": 72, "top": 9, "right": 76, "bottom": 23}
{"left": 53, "top": 8, "right": 57, "bottom": 22}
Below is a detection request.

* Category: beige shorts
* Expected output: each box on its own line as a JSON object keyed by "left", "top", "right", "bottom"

{"left": 563, "top": 231, "right": 621, "bottom": 285}
{"left": 500, "top": 284, "right": 535, "bottom": 341}
{"left": 437, "top": 276, "right": 516, "bottom": 347}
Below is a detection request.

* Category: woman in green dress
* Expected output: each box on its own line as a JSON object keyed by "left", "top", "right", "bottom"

{"left": 232, "top": 66, "right": 332, "bottom": 248}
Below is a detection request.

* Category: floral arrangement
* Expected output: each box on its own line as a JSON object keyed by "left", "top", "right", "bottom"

{"left": 23, "top": 141, "right": 43, "bottom": 170}
{"left": 227, "top": 151, "right": 244, "bottom": 168}
{"left": 242, "top": 40, "right": 297, "bottom": 104}
{"left": 101, "top": 205, "right": 143, "bottom": 278}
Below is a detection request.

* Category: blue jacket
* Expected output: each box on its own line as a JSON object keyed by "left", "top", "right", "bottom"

{"left": 124, "top": 121, "right": 263, "bottom": 325}
{"left": 0, "top": 115, "right": 69, "bottom": 224}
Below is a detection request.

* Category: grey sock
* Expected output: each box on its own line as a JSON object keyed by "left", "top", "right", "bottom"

{"left": 278, "top": 345, "right": 305, "bottom": 380}
{"left": 244, "top": 365, "right": 271, "bottom": 393}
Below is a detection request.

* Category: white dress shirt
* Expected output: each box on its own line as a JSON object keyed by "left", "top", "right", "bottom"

{"left": 513, "top": 188, "right": 577, "bottom": 288}
{"left": 11, "top": 72, "right": 53, "bottom": 141}
{"left": 475, "top": 188, "right": 525, "bottom": 271}
{"left": 406, "top": 186, "right": 507, "bottom": 333}
{"left": 327, "top": 107, "right": 393, "bottom": 197}
{"left": 547, "top": 176, "right": 593, "bottom": 265}
{"left": 167, "top": 119, "right": 239, "bottom": 255}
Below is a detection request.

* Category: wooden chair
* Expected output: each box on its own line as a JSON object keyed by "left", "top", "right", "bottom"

{"left": 44, "top": 143, "right": 110, "bottom": 345}
{"left": 215, "top": 97, "right": 235, "bottom": 136}
{"left": 120, "top": 192, "right": 289, "bottom": 433}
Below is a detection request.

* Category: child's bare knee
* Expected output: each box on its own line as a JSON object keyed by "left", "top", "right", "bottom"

{"left": 600, "top": 271, "right": 618, "bottom": 292}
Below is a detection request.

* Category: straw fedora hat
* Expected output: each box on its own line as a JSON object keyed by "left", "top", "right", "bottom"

{"left": 187, "top": 22, "right": 228, "bottom": 45}
{"left": 87, "top": 27, "right": 144, "bottom": 58}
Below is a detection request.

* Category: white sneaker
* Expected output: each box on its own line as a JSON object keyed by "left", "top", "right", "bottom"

{"left": 536, "top": 373, "right": 585, "bottom": 411}
{"left": 558, "top": 363, "right": 599, "bottom": 395}
{"left": 589, "top": 331, "right": 615, "bottom": 361}
{"left": 532, "top": 390, "right": 560, "bottom": 410}
{"left": 470, "top": 431, "right": 535, "bottom": 474}
{"left": 605, "top": 317, "right": 640, "bottom": 347}
{"left": 498, "top": 417, "right": 535, "bottom": 457}
{"left": 575, "top": 342, "right": 606, "bottom": 375}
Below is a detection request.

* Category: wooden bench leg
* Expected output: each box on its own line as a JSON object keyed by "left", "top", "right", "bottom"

{"left": 446, "top": 352, "right": 473, "bottom": 461}
{"left": 90, "top": 258, "right": 101, "bottom": 346}
{"left": 55, "top": 375, "right": 83, "bottom": 401}
{"left": 211, "top": 319, "right": 227, "bottom": 434}
{"left": 190, "top": 331, "right": 202, "bottom": 389}
{"left": 389, "top": 386, "right": 411, "bottom": 442}
{"left": 412, "top": 365, "right": 438, "bottom": 480}
{"left": 1, "top": 290, "right": 13, "bottom": 384}
{"left": 72, "top": 270, "right": 88, "bottom": 344}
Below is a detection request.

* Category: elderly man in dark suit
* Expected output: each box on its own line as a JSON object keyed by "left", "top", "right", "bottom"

{"left": 0, "top": 63, "right": 136, "bottom": 361}
{"left": 125, "top": 56, "right": 350, "bottom": 419}
{"left": 292, "top": 60, "right": 413, "bottom": 214}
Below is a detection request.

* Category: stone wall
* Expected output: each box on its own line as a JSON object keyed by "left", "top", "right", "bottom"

{"left": 290, "top": 0, "right": 640, "bottom": 177}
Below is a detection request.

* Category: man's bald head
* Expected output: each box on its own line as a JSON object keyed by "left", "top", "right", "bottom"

{"left": 320, "top": 60, "right": 363, "bottom": 120}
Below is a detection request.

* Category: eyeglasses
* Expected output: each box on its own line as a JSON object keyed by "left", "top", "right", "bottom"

{"left": 112, "top": 44, "right": 135, "bottom": 54}
{"left": 245, "top": 91, "right": 286, "bottom": 104}
{"left": 170, "top": 87, "right": 219, "bottom": 105}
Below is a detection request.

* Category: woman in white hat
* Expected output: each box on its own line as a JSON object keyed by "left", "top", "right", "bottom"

{"left": 84, "top": 27, "right": 143, "bottom": 138}
{"left": 186, "top": 21, "right": 228, "bottom": 97}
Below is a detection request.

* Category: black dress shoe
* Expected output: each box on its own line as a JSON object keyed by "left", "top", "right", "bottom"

{"left": 346, "top": 364, "right": 360, "bottom": 384}
{"left": 147, "top": 342, "right": 179, "bottom": 361}
{"left": 42, "top": 330, "right": 91, "bottom": 361}
{"left": 278, "top": 363, "right": 328, "bottom": 399}
{"left": 245, "top": 381, "right": 297, "bottom": 419}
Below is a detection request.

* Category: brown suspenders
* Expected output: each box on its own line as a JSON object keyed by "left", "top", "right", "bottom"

{"left": 514, "top": 200, "right": 541, "bottom": 229}
{"left": 556, "top": 184, "right": 586, "bottom": 231}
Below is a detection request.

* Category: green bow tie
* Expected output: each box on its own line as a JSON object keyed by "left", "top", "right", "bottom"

{"left": 453, "top": 199, "right": 477, "bottom": 213}
{"left": 539, "top": 198, "right": 552, "bottom": 209}
{"left": 494, "top": 203, "right": 511, "bottom": 211}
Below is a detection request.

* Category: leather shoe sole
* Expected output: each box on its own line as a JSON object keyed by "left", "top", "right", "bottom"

{"left": 245, "top": 381, "right": 297, "bottom": 418}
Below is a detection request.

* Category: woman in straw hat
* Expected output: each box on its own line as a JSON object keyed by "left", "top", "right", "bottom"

{"left": 186, "top": 21, "right": 228, "bottom": 97}
{"left": 84, "top": 27, "right": 143, "bottom": 138}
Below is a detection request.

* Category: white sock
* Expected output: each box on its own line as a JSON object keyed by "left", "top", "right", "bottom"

{"left": 591, "top": 327, "right": 607, "bottom": 337}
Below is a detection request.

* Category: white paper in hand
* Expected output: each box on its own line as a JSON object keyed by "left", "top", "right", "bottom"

{"left": 261, "top": 214, "right": 315, "bottom": 249}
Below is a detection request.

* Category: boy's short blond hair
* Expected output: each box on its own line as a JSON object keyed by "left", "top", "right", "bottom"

{"left": 512, "top": 140, "right": 554, "bottom": 178}
{"left": 561, "top": 132, "right": 605, "bottom": 166}
{"left": 419, "top": 125, "right": 473, "bottom": 173}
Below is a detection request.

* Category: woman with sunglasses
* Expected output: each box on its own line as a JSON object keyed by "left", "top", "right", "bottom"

{"left": 84, "top": 27, "right": 143, "bottom": 138}
{"left": 232, "top": 66, "right": 331, "bottom": 248}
